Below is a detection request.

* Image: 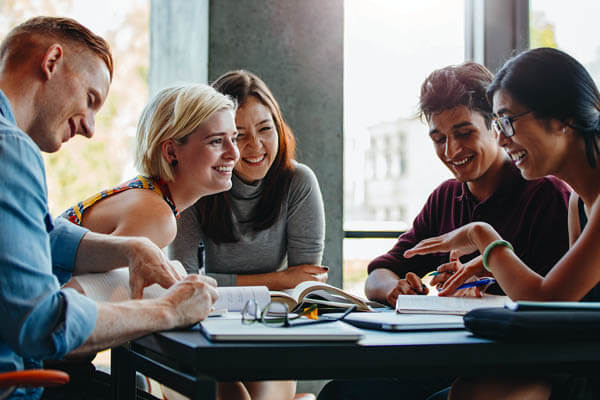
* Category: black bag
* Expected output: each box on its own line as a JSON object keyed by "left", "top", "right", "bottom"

{"left": 463, "top": 307, "right": 600, "bottom": 341}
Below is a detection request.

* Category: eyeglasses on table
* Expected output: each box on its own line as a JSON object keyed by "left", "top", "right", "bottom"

{"left": 241, "top": 299, "right": 357, "bottom": 328}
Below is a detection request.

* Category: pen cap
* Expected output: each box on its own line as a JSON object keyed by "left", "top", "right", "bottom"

{"left": 197, "top": 241, "right": 206, "bottom": 273}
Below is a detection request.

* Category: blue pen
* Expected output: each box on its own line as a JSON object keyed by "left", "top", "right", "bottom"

{"left": 456, "top": 278, "right": 496, "bottom": 290}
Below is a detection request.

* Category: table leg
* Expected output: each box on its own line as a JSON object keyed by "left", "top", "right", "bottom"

{"left": 190, "top": 377, "right": 216, "bottom": 400}
{"left": 112, "top": 345, "right": 136, "bottom": 400}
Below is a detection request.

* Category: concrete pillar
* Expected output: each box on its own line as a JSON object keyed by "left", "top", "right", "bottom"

{"left": 209, "top": 0, "right": 344, "bottom": 287}
{"left": 149, "top": 0, "right": 210, "bottom": 96}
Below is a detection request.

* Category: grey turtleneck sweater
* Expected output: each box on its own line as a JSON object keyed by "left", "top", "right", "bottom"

{"left": 168, "top": 162, "right": 325, "bottom": 286}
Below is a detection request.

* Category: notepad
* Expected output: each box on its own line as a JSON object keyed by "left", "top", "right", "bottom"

{"left": 396, "top": 294, "right": 509, "bottom": 315}
{"left": 199, "top": 318, "right": 364, "bottom": 342}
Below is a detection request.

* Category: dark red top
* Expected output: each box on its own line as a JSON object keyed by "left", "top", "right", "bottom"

{"left": 368, "top": 161, "right": 571, "bottom": 293}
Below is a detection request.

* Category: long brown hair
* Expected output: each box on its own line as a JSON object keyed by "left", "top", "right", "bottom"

{"left": 197, "top": 70, "right": 296, "bottom": 243}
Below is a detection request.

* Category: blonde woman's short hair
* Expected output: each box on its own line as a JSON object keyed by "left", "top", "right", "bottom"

{"left": 135, "top": 83, "right": 235, "bottom": 182}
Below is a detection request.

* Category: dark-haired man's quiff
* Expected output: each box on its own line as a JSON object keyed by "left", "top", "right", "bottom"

{"left": 488, "top": 47, "right": 600, "bottom": 167}
{"left": 419, "top": 62, "right": 494, "bottom": 128}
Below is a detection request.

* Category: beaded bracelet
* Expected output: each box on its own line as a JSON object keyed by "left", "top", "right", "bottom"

{"left": 482, "top": 239, "right": 514, "bottom": 272}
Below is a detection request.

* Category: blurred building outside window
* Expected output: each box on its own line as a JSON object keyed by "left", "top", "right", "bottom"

{"left": 343, "top": 0, "right": 463, "bottom": 296}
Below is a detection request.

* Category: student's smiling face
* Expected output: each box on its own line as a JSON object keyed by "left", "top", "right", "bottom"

{"left": 30, "top": 49, "right": 110, "bottom": 153}
{"left": 428, "top": 106, "right": 502, "bottom": 183}
{"left": 233, "top": 96, "right": 279, "bottom": 184}
{"left": 493, "top": 89, "right": 568, "bottom": 180}
{"left": 171, "top": 109, "right": 239, "bottom": 196}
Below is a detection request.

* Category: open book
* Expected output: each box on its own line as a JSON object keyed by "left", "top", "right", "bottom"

{"left": 271, "top": 281, "right": 380, "bottom": 312}
{"left": 396, "top": 294, "right": 509, "bottom": 315}
{"left": 71, "top": 267, "right": 378, "bottom": 313}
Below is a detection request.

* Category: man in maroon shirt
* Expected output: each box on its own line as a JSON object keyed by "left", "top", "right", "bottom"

{"left": 364, "top": 62, "right": 571, "bottom": 307}
{"left": 319, "top": 62, "right": 571, "bottom": 400}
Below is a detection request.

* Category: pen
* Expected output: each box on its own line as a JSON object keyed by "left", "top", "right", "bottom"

{"left": 456, "top": 278, "right": 496, "bottom": 290}
{"left": 197, "top": 241, "right": 206, "bottom": 275}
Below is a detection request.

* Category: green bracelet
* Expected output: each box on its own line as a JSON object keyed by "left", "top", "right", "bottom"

{"left": 482, "top": 240, "right": 514, "bottom": 272}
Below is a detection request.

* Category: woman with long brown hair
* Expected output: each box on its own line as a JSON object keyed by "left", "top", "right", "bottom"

{"left": 170, "top": 70, "right": 327, "bottom": 400}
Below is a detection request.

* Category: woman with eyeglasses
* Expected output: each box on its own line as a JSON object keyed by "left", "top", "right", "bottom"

{"left": 405, "top": 47, "right": 600, "bottom": 399}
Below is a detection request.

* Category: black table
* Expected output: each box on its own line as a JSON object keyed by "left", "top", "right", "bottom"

{"left": 112, "top": 323, "right": 600, "bottom": 399}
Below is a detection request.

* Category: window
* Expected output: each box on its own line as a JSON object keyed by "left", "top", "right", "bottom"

{"left": 343, "top": 0, "right": 464, "bottom": 295}
{"left": 530, "top": 0, "right": 600, "bottom": 86}
{"left": 0, "top": 0, "right": 150, "bottom": 216}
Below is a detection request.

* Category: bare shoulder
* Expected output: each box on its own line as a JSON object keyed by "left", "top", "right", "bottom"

{"left": 85, "top": 189, "right": 177, "bottom": 248}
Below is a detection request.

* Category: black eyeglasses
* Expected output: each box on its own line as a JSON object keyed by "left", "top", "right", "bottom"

{"left": 492, "top": 111, "right": 531, "bottom": 138}
{"left": 241, "top": 300, "right": 356, "bottom": 328}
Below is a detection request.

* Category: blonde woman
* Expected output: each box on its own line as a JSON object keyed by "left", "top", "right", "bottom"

{"left": 62, "top": 83, "right": 239, "bottom": 259}
{"left": 62, "top": 83, "right": 245, "bottom": 400}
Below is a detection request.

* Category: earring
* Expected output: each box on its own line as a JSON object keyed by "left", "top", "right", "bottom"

{"left": 562, "top": 127, "right": 567, "bottom": 134}
{"left": 171, "top": 159, "right": 178, "bottom": 167}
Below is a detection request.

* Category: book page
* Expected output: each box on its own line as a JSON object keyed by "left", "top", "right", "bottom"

{"left": 74, "top": 266, "right": 270, "bottom": 312}
{"left": 74, "top": 263, "right": 188, "bottom": 302}
{"left": 74, "top": 267, "right": 159, "bottom": 302}
{"left": 396, "top": 294, "right": 509, "bottom": 315}
{"left": 213, "top": 286, "right": 270, "bottom": 312}
{"left": 269, "top": 291, "right": 298, "bottom": 310}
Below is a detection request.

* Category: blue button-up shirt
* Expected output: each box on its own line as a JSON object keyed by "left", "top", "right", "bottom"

{"left": 0, "top": 89, "right": 98, "bottom": 399}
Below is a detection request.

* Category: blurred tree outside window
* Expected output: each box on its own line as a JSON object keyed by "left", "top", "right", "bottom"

{"left": 0, "top": 0, "right": 150, "bottom": 216}
{"left": 530, "top": 0, "right": 600, "bottom": 87}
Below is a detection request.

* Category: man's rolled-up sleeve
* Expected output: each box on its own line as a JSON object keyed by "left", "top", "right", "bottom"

{"left": 0, "top": 132, "right": 97, "bottom": 360}
{"left": 51, "top": 217, "right": 88, "bottom": 285}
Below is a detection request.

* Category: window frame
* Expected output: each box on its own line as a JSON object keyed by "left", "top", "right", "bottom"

{"left": 342, "top": 0, "right": 530, "bottom": 247}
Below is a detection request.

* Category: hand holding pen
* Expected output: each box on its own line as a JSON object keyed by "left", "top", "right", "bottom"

{"left": 426, "top": 272, "right": 494, "bottom": 297}
{"left": 437, "top": 255, "right": 493, "bottom": 297}
{"left": 427, "top": 250, "right": 462, "bottom": 287}
{"left": 424, "top": 252, "right": 495, "bottom": 297}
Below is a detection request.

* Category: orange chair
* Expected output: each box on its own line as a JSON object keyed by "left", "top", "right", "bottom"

{"left": 0, "top": 369, "right": 69, "bottom": 399}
